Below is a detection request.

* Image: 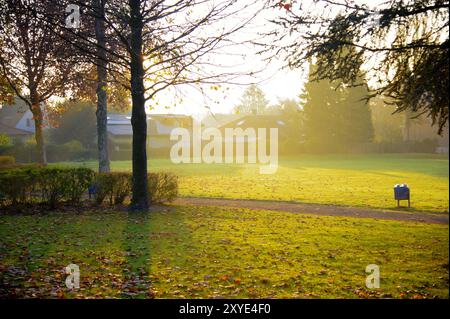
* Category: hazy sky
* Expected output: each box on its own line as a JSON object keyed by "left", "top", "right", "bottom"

{"left": 147, "top": 1, "right": 307, "bottom": 117}
{"left": 147, "top": 0, "right": 385, "bottom": 117}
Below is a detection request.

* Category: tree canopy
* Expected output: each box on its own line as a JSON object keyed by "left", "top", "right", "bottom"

{"left": 234, "top": 84, "right": 269, "bottom": 114}
{"left": 0, "top": 0, "right": 84, "bottom": 164}
{"left": 301, "top": 59, "right": 373, "bottom": 152}
{"left": 265, "top": 0, "right": 449, "bottom": 134}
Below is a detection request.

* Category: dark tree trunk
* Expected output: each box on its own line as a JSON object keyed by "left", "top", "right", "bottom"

{"left": 29, "top": 85, "right": 46, "bottom": 165}
{"left": 129, "top": 0, "right": 149, "bottom": 211}
{"left": 94, "top": 0, "right": 110, "bottom": 173}
{"left": 31, "top": 102, "right": 47, "bottom": 165}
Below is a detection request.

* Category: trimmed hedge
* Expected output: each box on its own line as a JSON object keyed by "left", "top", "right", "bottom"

{"left": 93, "top": 172, "right": 178, "bottom": 205}
{"left": 148, "top": 172, "right": 178, "bottom": 204}
{"left": 0, "top": 167, "right": 178, "bottom": 208}
{"left": 0, "top": 167, "right": 95, "bottom": 208}
{"left": 93, "top": 172, "right": 132, "bottom": 205}
{"left": 0, "top": 156, "right": 15, "bottom": 168}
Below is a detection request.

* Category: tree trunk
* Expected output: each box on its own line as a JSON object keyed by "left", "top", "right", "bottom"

{"left": 94, "top": 0, "right": 110, "bottom": 173}
{"left": 129, "top": 0, "right": 149, "bottom": 211}
{"left": 31, "top": 102, "right": 47, "bottom": 165}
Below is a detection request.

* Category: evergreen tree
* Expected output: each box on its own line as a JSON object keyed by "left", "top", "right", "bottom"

{"left": 234, "top": 84, "right": 269, "bottom": 115}
{"left": 269, "top": 0, "right": 449, "bottom": 134}
{"left": 301, "top": 61, "right": 345, "bottom": 151}
{"left": 340, "top": 74, "right": 374, "bottom": 147}
{"left": 301, "top": 59, "right": 374, "bottom": 152}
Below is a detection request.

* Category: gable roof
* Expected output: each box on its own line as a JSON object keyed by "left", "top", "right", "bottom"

{"left": 0, "top": 97, "right": 50, "bottom": 133}
{"left": 219, "top": 114, "right": 287, "bottom": 129}
{"left": 0, "top": 122, "right": 33, "bottom": 136}
{"left": 201, "top": 113, "right": 246, "bottom": 128}
{"left": 0, "top": 97, "right": 29, "bottom": 127}
{"left": 107, "top": 113, "right": 193, "bottom": 136}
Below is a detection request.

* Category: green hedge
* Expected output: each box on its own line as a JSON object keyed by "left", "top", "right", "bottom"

{"left": 93, "top": 171, "right": 178, "bottom": 205}
{"left": 0, "top": 167, "right": 95, "bottom": 208}
{"left": 0, "top": 168, "right": 178, "bottom": 208}
{"left": 148, "top": 172, "right": 178, "bottom": 204}
{"left": 93, "top": 172, "right": 132, "bottom": 205}
{"left": 0, "top": 155, "right": 15, "bottom": 168}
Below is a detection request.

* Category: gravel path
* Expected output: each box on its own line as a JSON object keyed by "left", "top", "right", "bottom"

{"left": 174, "top": 197, "right": 449, "bottom": 225}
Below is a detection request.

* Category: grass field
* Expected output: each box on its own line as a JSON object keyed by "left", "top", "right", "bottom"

{"left": 58, "top": 154, "right": 449, "bottom": 213}
{"left": 0, "top": 207, "right": 448, "bottom": 299}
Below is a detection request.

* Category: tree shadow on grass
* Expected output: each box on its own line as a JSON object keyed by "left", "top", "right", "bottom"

{"left": 120, "top": 210, "right": 154, "bottom": 299}
{"left": 120, "top": 205, "right": 195, "bottom": 299}
{"left": 0, "top": 206, "right": 192, "bottom": 298}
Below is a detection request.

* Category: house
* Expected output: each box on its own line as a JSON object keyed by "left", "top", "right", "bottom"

{"left": 217, "top": 114, "right": 295, "bottom": 155}
{"left": 107, "top": 113, "right": 193, "bottom": 160}
{"left": 199, "top": 113, "right": 300, "bottom": 157}
{"left": 201, "top": 113, "right": 247, "bottom": 129}
{"left": 0, "top": 122, "right": 33, "bottom": 143}
{"left": 0, "top": 97, "right": 35, "bottom": 143}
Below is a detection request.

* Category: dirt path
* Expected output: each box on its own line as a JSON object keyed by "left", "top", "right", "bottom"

{"left": 174, "top": 197, "right": 449, "bottom": 225}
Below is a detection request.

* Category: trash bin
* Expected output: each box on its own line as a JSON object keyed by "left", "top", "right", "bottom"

{"left": 394, "top": 184, "right": 410, "bottom": 208}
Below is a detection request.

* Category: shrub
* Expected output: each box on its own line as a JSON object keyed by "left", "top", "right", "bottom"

{"left": 3, "top": 143, "right": 37, "bottom": 163}
{"left": 93, "top": 172, "right": 178, "bottom": 205}
{"left": 0, "top": 134, "right": 10, "bottom": 146}
{"left": 0, "top": 167, "right": 95, "bottom": 208}
{"left": 46, "top": 142, "right": 96, "bottom": 162}
{"left": 36, "top": 167, "right": 95, "bottom": 207}
{"left": 147, "top": 172, "right": 178, "bottom": 204}
{"left": 0, "top": 155, "right": 15, "bottom": 167}
{"left": 0, "top": 168, "right": 36, "bottom": 205}
{"left": 94, "top": 172, "right": 132, "bottom": 205}
{"left": 0, "top": 144, "right": 14, "bottom": 156}
{"left": 62, "top": 140, "right": 84, "bottom": 153}
{"left": 37, "top": 169, "right": 68, "bottom": 208}
{"left": 0, "top": 167, "right": 178, "bottom": 209}
{"left": 65, "top": 168, "right": 96, "bottom": 202}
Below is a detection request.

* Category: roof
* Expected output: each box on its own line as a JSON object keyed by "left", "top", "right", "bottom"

{"left": 0, "top": 97, "right": 50, "bottom": 133}
{"left": 201, "top": 113, "right": 246, "bottom": 128}
{"left": 0, "top": 122, "right": 33, "bottom": 136}
{"left": 107, "top": 124, "right": 133, "bottom": 136}
{"left": 107, "top": 113, "right": 192, "bottom": 136}
{"left": 0, "top": 97, "right": 29, "bottom": 127}
{"left": 219, "top": 114, "right": 287, "bottom": 129}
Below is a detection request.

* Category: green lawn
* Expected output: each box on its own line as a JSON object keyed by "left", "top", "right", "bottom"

{"left": 58, "top": 154, "right": 449, "bottom": 213}
{"left": 0, "top": 206, "right": 448, "bottom": 298}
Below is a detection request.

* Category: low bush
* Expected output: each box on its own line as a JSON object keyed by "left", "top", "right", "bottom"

{"left": 65, "top": 168, "right": 97, "bottom": 203}
{"left": 2, "top": 143, "right": 37, "bottom": 163}
{"left": 0, "top": 167, "right": 178, "bottom": 209}
{"left": 0, "top": 167, "right": 95, "bottom": 208}
{"left": 46, "top": 143, "right": 97, "bottom": 162}
{"left": 0, "top": 155, "right": 15, "bottom": 167}
{"left": 0, "top": 133, "right": 10, "bottom": 146}
{"left": 93, "top": 172, "right": 178, "bottom": 205}
{"left": 147, "top": 172, "right": 178, "bottom": 204}
{"left": 93, "top": 172, "right": 132, "bottom": 205}
{"left": 37, "top": 167, "right": 96, "bottom": 207}
{"left": 0, "top": 168, "right": 36, "bottom": 205}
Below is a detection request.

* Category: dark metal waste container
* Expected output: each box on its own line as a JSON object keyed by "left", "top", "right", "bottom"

{"left": 394, "top": 184, "right": 410, "bottom": 207}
